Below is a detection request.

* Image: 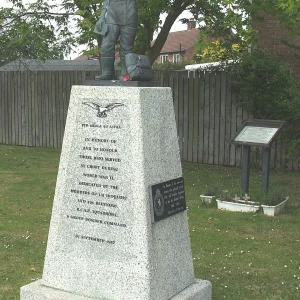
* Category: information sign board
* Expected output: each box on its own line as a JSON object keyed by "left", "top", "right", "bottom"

{"left": 232, "top": 120, "right": 286, "bottom": 147}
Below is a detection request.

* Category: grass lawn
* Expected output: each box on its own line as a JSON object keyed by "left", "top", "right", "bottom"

{"left": 0, "top": 145, "right": 300, "bottom": 300}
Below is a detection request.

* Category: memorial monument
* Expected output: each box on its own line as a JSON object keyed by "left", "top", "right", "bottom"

{"left": 20, "top": 4, "right": 212, "bottom": 299}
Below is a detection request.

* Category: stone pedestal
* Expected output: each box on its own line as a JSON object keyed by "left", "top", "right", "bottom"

{"left": 21, "top": 86, "right": 211, "bottom": 300}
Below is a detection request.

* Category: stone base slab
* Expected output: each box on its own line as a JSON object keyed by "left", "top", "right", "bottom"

{"left": 21, "top": 279, "right": 212, "bottom": 300}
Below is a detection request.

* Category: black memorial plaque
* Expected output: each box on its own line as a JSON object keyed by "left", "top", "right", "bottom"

{"left": 150, "top": 177, "right": 186, "bottom": 222}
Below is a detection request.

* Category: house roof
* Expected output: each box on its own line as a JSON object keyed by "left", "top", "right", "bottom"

{"left": 153, "top": 28, "right": 200, "bottom": 54}
{"left": 75, "top": 54, "right": 99, "bottom": 60}
{"left": 0, "top": 59, "right": 100, "bottom": 71}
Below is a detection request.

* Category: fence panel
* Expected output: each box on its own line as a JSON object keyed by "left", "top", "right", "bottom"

{"left": 0, "top": 69, "right": 298, "bottom": 170}
{"left": 192, "top": 76, "right": 199, "bottom": 163}
{"left": 219, "top": 73, "right": 227, "bottom": 165}
{"left": 213, "top": 72, "right": 221, "bottom": 165}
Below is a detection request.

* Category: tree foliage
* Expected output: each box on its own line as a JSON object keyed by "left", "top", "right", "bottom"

{"left": 1, "top": 0, "right": 261, "bottom": 65}
{"left": 193, "top": 0, "right": 262, "bottom": 62}
{"left": 194, "top": 41, "right": 244, "bottom": 63}
{"left": 225, "top": 49, "right": 300, "bottom": 155}
{"left": 0, "top": 1, "right": 75, "bottom": 66}
{"left": 262, "top": 0, "right": 300, "bottom": 35}
{"left": 228, "top": 50, "right": 300, "bottom": 122}
{"left": 1, "top": 0, "right": 300, "bottom": 66}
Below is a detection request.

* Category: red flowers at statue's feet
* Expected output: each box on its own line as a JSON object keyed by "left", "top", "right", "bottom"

{"left": 123, "top": 73, "right": 130, "bottom": 81}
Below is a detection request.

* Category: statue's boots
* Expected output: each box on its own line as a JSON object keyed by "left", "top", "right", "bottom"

{"left": 119, "top": 56, "right": 127, "bottom": 81}
{"left": 96, "top": 57, "right": 115, "bottom": 80}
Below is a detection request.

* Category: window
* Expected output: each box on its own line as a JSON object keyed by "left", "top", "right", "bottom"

{"left": 160, "top": 55, "right": 168, "bottom": 63}
{"left": 173, "top": 54, "right": 180, "bottom": 64}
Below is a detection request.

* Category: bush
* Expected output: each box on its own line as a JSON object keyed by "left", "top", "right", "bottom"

{"left": 227, "top": 50, "right": 300, "bottom": 122}
{"left": 194, "top": 40, "right": 244, "bottom": 63}
{"left": 152, "top": 59, "right": 188, "bottom": 71}
{"left": 226, "top": 50, "right": 300, "bottom": 155}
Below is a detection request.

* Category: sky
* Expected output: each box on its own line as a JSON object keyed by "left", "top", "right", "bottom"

{"left": 0, "top": 0, "right": 194, "bottom": 59}
{"left": 160, "top": 11, "right": 194, "bottom": 32}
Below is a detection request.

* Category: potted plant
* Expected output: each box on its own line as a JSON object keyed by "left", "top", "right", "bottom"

{"left": 200, "top": 185, "right": 217, "bottom": 204}
{"left": 216, "top": 190, "right": 260, "bottom": 213}
{"left": 261, "top": 189, "right": 289, "bottom": 216}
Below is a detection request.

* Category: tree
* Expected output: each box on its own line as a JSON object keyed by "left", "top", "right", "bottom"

{"left": 226, "top": 49, "right": 300, "bottom": 156}
{"left": 2, "top": 0, "right": 299, "bottom": 67}
{"left": 2, "top": 0, "right": 241, "bottom": 65}
{"left": 192, "top": 0, "right": 264, "bottom": 62}
{"left": 137, "top": 0, "right": 258, "bottom": 64}
{"left": 0, "top": 3, "right": 74, "bottom": 66}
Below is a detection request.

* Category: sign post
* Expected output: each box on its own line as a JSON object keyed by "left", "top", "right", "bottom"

{"left": 232, "top": 120, "right": 286, "bottom": 194}
{"left": 261, "top": 147, "right": 272, "bottom": 194}
{"left": 241, "top": 145, "right": 251, "bottom": 193}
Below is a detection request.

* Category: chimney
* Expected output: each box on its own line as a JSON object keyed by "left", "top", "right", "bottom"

{"left": 187, "top": 18, "right": 196, "bottom": 30}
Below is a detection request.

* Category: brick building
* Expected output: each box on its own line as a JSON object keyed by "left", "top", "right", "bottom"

{"left": 153, "top": 19, "right": 199, "bottom": 64}
{"left": 253, "top": 12, "right": 300, "bottom": 80}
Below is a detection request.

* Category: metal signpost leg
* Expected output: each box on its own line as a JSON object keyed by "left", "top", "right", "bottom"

{"left": 241, "top": 145, "right": 251, "bottom": 194}
{"left": 261, "top": 147, "right": 271, "bottom": 194}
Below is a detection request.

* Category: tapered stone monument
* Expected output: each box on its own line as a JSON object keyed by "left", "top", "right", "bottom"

{"left": 20, "top": 85, "right": 212, "bottom": 300}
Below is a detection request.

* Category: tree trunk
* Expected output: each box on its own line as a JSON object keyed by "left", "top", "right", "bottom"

{"left": 147, "top": 2, "right": 189, "bottom": 64}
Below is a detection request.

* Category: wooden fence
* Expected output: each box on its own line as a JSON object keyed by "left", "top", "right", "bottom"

{"left": 0, "top": 70, "right": 299, "bottom": 170}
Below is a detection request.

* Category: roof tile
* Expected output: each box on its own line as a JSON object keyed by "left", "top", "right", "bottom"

{"left": 153, "top": 28, "right": 200, "bottom": 54}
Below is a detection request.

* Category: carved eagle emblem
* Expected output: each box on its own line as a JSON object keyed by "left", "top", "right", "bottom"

{"left": 83, "top": 102, "right": 124, "bottom": 118}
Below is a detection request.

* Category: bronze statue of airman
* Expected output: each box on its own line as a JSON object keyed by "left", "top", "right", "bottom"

{"left": 94, "top": 0, "right": 138, "bottom": 80}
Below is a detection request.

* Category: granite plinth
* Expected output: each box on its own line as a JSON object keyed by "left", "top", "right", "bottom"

{"left": 21, "top": 279, "right": 212, "bottom": 300}
{"left": 84, "top": 80, "right": 160, "bottom": 87}
{"left": 21, "top": 86, "right": 211, "bottom": 300}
